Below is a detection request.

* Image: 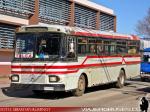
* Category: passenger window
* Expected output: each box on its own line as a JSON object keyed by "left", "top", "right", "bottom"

{"left": 88, "top": 38, "right": 97, "bottom": 55}
{"left": 67, "top": 37, "right": 77, "bottom": 59}
{"left": 78, "top": 37, "right": 87, "bottom": 55}
{"left": 116, "top": 41, "right": 127, "bottom": 55}
{"left": 128, "top": 41, "right": 139, "bottom": 55}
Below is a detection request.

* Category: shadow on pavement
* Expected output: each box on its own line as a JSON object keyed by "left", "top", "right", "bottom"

{"left": 1, "top": 87, "right": 73, "bottom": 100}
{"left": 2, "top": 77, "right": 145, "bottom": 100}
{"left": 137, "top": 87, "right": 150, "bottom": 93}
{"left": 85, "top": 83, "right": 116, "bottom": 94}
{"left": 1, "top": 83, "right": 117, "bottom": 100}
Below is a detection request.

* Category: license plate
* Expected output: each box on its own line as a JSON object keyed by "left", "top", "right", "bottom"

{"left": 44, "top": 87, "right": 54, "bottom": 90}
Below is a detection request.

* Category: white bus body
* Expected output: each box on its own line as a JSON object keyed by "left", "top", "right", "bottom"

{"left": 11, "top": 25, "right": 141, "bottom": 96}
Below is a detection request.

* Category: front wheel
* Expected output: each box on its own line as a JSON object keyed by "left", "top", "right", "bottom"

{"left": 116, "top": 70, "right": 125, "bottom": 88}
{"left": 72, "top": 75, "right": 86, "bottom": 96}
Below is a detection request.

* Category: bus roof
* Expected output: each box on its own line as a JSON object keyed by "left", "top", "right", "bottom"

{"left": 18, "top": 25, "right": 140, "bottom": 41}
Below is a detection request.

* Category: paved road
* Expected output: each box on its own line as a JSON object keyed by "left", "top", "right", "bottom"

{"left": 0, "top": 77, "right": 150, "bottom": 112}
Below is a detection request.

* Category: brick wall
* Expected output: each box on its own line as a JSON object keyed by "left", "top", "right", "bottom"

{"left": 0, "top": 50, "right": 13, "bottom": 77}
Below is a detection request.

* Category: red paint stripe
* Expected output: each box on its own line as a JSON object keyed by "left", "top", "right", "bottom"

{"left": 124, "top": 55, "right": 141, "bottom": 58}
{"left": 126, "top": 61, "right": 141, "bottom": 65}
{"left": 74, "top": 32, "right": 140, "bottom": 40}
{"left": 11, "top": 55, "right": 141, "bottom": 75}
{"left": 11, "top": 61, "right": 141, "bottom": 75}
{"left": 86, "top": 55, "right": 122, "bottom": 58}
{"left": 11, "top": 60, "right": 141, "bottom": 69}
{"left": 11, "top": 62, "right": 121, "bottom": 74}
{"left": 11, "top": 70, "right": 78, "bottom": 74}
{"left": 131, "top": 35, "right": 140, "bottom": 40}
{"left": 11, "top": 62, "right": 122, "bottom": 69}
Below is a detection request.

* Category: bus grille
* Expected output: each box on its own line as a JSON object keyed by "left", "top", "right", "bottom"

{"left": 20, "top": 74, "right": 46, "bottom": 84}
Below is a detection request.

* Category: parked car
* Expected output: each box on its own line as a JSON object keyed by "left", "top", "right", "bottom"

{"left": 140, "top": 48, "right": 150, "bottom": 81}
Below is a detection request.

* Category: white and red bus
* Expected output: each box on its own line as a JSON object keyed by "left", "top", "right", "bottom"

{"left": 10, "top": 25, "right": 141, "bottom": 96}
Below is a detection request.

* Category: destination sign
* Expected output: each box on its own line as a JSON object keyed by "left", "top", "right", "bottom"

{"left": 25, "top": 27, "right": 48, "bottom": 32}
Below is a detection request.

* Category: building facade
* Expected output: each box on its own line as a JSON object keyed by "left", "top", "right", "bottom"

{"left": 0, "top": 0, "right": 116, "bottom": 76}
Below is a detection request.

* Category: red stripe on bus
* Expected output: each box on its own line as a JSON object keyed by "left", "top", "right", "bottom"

{"left": 74, "top": 32, "right": 139, "bottom": 40}
{"left": 124, "top": 55, "right": 141, "bottom": 58}
{"left": 125, "top": 61, "right": 141, "bottom": 65}
{"left": 12, "top": 61, "right": 141, "bottom": 69}
{"left": 11, "top": 62, "right": 122, "bottom": 74}
{"left": 11, "top": 60, "right": 141, "bottom": 69}
{"left": 11, "top": 55, "right": 141, "bottom": 69}
{"left": 86, "top": 55, "right": 122, "bottom": 58}
{"left": 11, "top": 61, "right": 141, "bottom": 75}
{"left": 11, "top": 62, "right": 122, "bottom": 69}
{"left": 11, "top": 70, "right": 78, "bottom": 75}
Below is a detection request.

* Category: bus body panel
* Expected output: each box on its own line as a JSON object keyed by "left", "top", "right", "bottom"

{"left": 10, "top": 25, "right": 141, "bottom": 93}
{"left": 11, "top": 56, "right": 141, "bottom": 91}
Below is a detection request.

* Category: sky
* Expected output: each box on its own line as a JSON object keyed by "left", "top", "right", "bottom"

{"left": 93, "top": 0, "right": 150, "bottom": 35}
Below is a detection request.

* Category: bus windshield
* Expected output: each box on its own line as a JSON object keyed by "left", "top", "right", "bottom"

{"left": 15, "top": 33, "right": 63, "bottom": 60}
{"left": 143, "top": 54, "right": 150, "bottom": 63}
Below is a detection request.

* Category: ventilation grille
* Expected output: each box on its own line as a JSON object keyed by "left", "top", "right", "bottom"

{"left": 0, "top": 0, "right": 34, "bottom": 19}
{"left": 39, "top": 0, "right": 71, "bottom": 25}
{"left": 74, "top": 4, "right": 97, "bottom": 29}
{"left": 0, "top": 24, "right": 16, "bottom": 49}
{"left": 100, "top": 12, "right": 114, "bottom": 31}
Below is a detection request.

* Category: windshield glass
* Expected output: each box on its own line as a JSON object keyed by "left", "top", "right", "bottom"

{"left": 143, "top": 52, "right": 150, "bottom": 62}
{"left": 15, "top": 33, "right": 62, "bottom": 60}
{"left": 36, "top": 33, "right": 61, "bottom": 59}
{"left": 15, "top": 33, "right": 35, "bottom": 59}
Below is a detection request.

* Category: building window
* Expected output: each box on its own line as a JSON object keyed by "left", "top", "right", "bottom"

{"left": 0, "top": 24, "right": 16, "bottom": 49}
{"left": 39, "top": 0, "right": 71, "bottom": 25}
{"left": 100, "top": 12, "right": 115, "bottom": 32}
{"left": 0, "top": 0, "right": 34, "bottom": 19}
{"left": 74, "top": 4, "right": 97, "bottom": 29}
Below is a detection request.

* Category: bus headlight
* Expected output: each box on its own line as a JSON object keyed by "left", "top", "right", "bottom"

{"left": 11, "top": 75, "right": 19, "bottom": 82}
{"left": 49, "top": 75, "right": 60, "bottom": 82}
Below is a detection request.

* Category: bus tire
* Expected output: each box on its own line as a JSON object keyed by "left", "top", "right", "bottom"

{"left": 72, "top": 75, "right": 86, "bottom": 96}
{"left": 116, "top": 70, "right": 125, "bottom": 88}
{"left": 32, "top": 90, "right": 44, "bottom": 96}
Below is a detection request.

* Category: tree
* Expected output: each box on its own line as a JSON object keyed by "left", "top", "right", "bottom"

{"left": 136, "top": 8, "right": 150, "bottom": 38}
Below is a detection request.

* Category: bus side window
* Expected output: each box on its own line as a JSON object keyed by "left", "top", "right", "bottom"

{"left": 78, "top": 37, "right": 87, "bottom": 55}
{"left": 128, "top": 47, "right": 137, "bottom": 54}
{"left": 97, "top": 45, "right": 103, "bottom": 55}
{"left": 89, "top": 45, "right": 96, "bottom": 54}
{"left": 116, "top": 40, "right": 127, "bottom": 55}
{"left": 103, "top": 40, "right": 111, "bottom": 55}
{"left": 88, "top": 38, "right": 97, "bottom": 55}
{"left": 67, "top": 37, "right": 77, "bottom": 59}
{"left": 128, "top": 41, "right": 139, "bottom": 55}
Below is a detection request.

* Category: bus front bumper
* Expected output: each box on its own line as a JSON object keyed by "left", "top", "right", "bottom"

{"left": 10, "top": 83, "right": 65, "bottom": 91}
{"left": 140, "top": 72, "right": 150, "bottom": 79}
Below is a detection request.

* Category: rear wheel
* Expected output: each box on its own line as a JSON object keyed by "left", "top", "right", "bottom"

{"left": 72, "top": 75, "right": 86, "bottom": 96}
{"left": 116, "top": 70, "right": 125, "bottom": 88}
